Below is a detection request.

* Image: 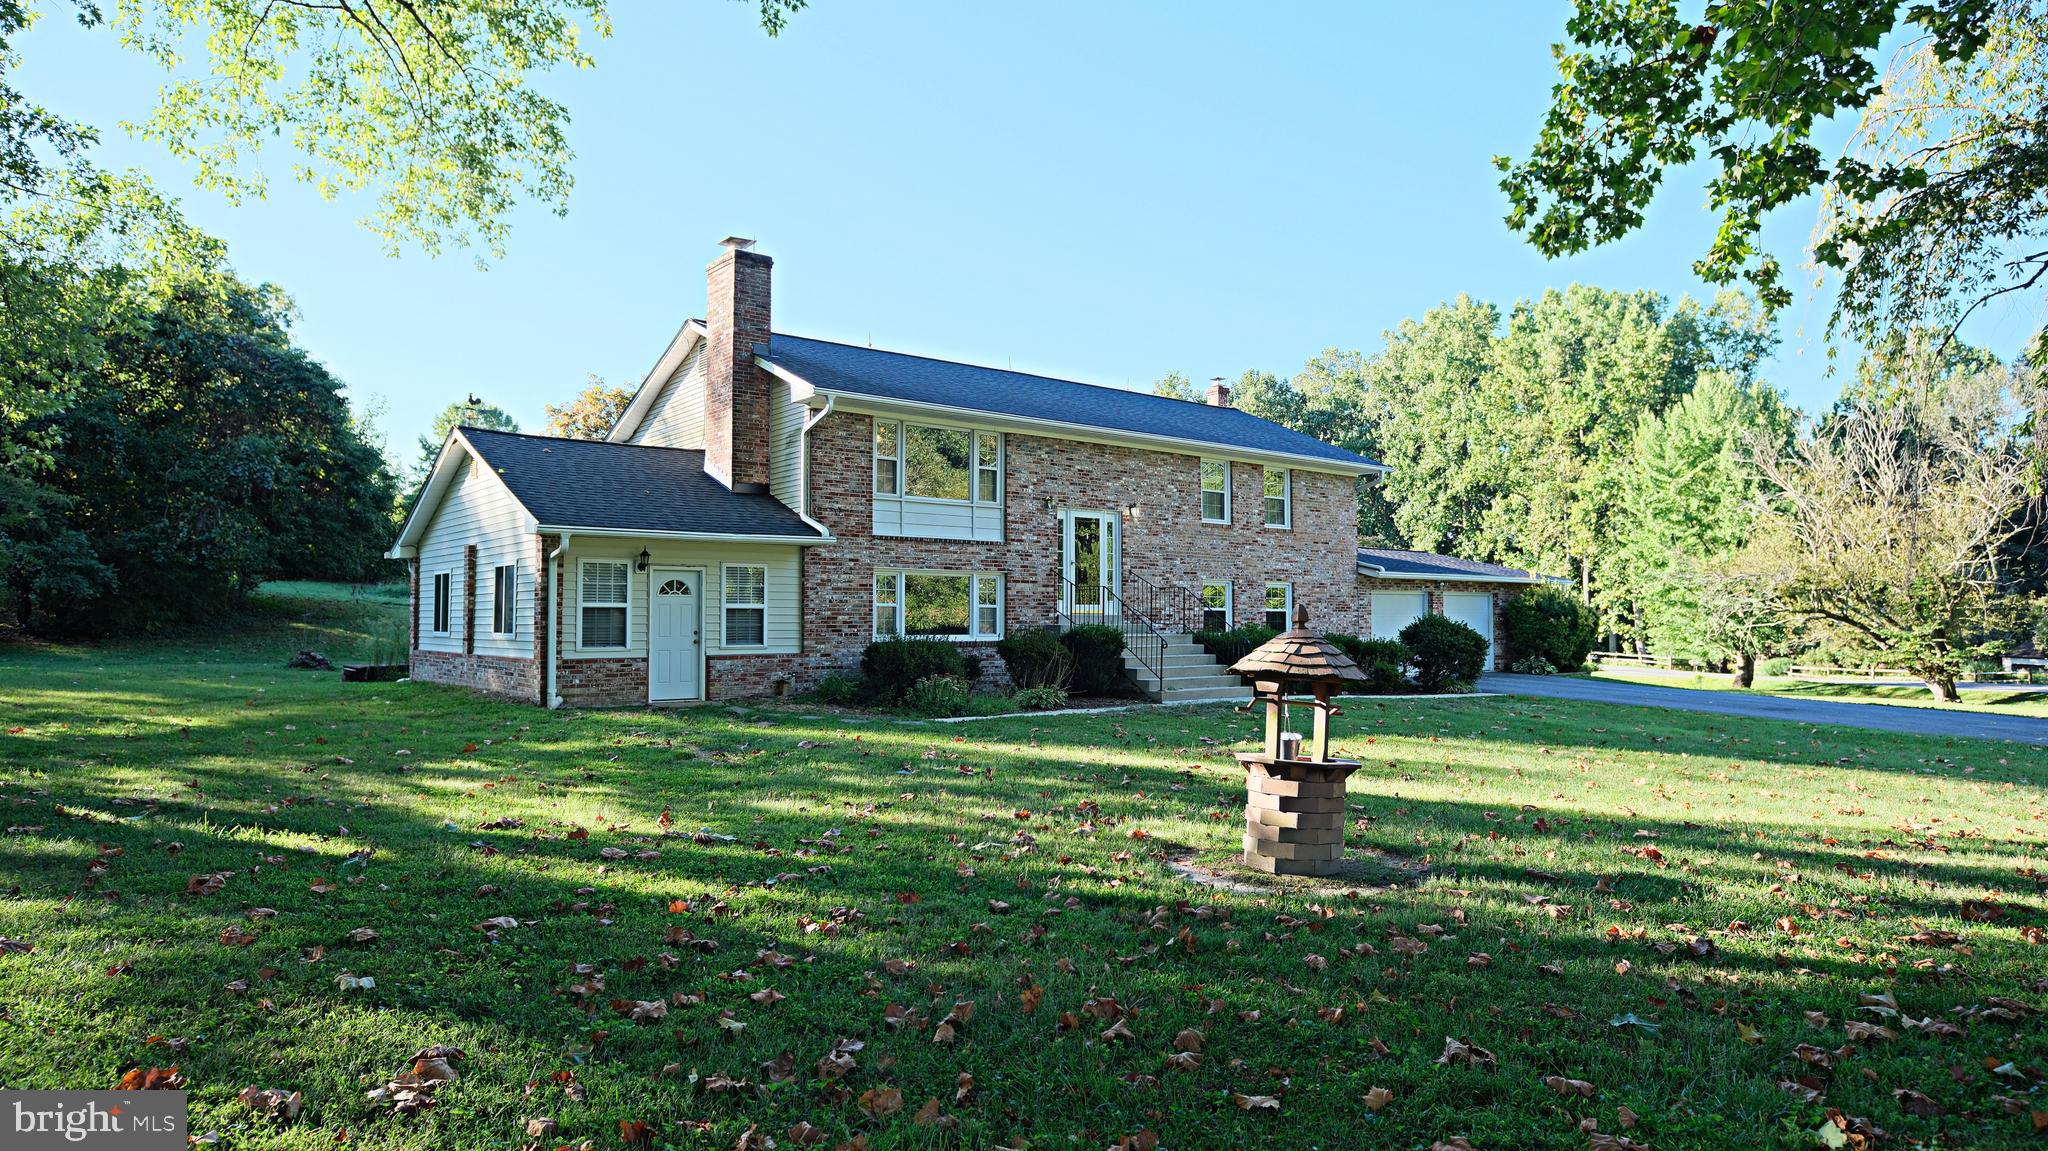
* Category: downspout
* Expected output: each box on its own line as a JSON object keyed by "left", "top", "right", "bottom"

{"left": 794, "top": 396, "right": 834, "bottom": 535}
{"left": 544, "top": 532, "right": 571, "bottom": 709}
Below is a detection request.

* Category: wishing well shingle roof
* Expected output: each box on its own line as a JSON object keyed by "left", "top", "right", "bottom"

{"left": 757, "top": 333, "right": 1382, "bottom": 471}
{"left": 459, "top": 427, "right": 824, "bottom": 539}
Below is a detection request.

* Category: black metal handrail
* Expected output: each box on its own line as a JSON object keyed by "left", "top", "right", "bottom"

{"left": 1122, "top": 570, "right": 1208, "bottom": 636}
{"left": 1057, "top": 578, "right": 1167, "bottom": 693}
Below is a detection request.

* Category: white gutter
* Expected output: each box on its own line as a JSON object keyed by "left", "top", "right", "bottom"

{"left": 544, "top": 532, "right": 570, "bottom": 709}
{"left": 533, "top": 525, "right": 833, "bottom": 546}
{"left": 793, "top": 394, "right": 835, "bottom": 536}
{"left": 1356, "top": 562, "right": 1556, "bottom": 586}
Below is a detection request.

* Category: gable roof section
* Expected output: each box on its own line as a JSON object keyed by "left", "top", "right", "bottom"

{"left": 389, "top": 427, "right": 827, "bottom": 556}
{"left": 1357, "top": 547, "right": 1560, "bottom": 585}
{"left": 756, "top": 333, "right": 1383, "bottom": 473}
{"left": 609, "top": 318, "right": 708, "bottom": 443}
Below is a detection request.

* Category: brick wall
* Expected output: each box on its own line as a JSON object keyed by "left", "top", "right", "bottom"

{"left": 411, "top": 649, "right": 539, "bottom": 698}
{"left": 704, "top": 246, "right": 773, "bottom": 491}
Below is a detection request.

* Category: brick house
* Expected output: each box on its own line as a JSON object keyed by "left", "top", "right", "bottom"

{"left": 390, "top": 237, "right": 1550, "bottom": 708}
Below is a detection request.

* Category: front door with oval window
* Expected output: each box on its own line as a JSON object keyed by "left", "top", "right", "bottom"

{"left": 649, "top": 569, "right": 702, "bottom": 702}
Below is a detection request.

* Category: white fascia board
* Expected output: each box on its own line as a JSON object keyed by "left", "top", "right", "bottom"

{"left": 534, "top": 524, "right": 834, "bottom": 546}
{"left": 757, "top": 357, "right": 1387, "bottom": 478}
{"left": 1356, "top": 562, "right": 1552, "bottom": 585}
{"left": 609, "top": 319, "right": 708, "bottom": 443}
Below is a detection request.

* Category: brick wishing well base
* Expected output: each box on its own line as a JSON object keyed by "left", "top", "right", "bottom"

{"left": 1238, "top": 757, "right": 1361, "bottom": 876}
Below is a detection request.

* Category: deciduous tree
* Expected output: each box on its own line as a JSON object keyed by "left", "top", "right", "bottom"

{"left": 545, "top": 375, "right": 632, "bottom": 440}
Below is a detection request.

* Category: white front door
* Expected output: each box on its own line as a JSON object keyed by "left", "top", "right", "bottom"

{"left": 1442, "top": 591, "right": 1495, "bottom": 667}
{"left": 1061, "top": 511, "right": 1120, "bottom": 624}
{"left": 648, "top": 569, "right": 703, "bottom": 702}
{"left": 1370, "top": 591, "right": 1428, "bottom": 642}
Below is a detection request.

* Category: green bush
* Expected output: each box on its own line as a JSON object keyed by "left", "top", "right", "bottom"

{"left": 960, "top": 654, "right": 985, "bottom": 684}
{"left": 1400, "top": 614, "right": 1489, "bottom": 692}
{"left": 1061, "top": 624, "right": 1129, "bottom": 696}
{"left": 903, "top": 674, "right": 972, "bottom": 717}
{"left": 1758, "top": 656, "right": 1793, "bottom": 678}
{"left": 860, "top": 639, "right": 966, "bottom": 704}
{"left": 1012, "top": 685, "right": 1070, "bottom": 711}
{"left": 1508, "top": 654, "right": 1557, "bottom": 675}
{"left": 1503, "top": 587, "right": 1597, "bottom": 672}
{"left": 1194, "top": 625, "right": 1278, "bottom": 668}
{"left": 996, "top": 628, "right": 1073, "bottom": 689}
{"left": 812, "top": 672, "right": 863, "bottom": 705}
{"left": 1325, "top": 633, "right": 1410, "bottom": 693}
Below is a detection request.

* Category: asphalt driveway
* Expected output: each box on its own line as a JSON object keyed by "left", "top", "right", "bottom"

{"left": 1478, "top": 673, "right": 2048, "bottom": 744}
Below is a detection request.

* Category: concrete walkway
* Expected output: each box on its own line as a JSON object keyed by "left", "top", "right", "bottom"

{"left": 1478, "top": 673, "right": 2048, "bottom": 744}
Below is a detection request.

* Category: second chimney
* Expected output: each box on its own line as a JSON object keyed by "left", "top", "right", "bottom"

{"left": 704, "top": 236, "right": 773, "bottom": 492}
{"left": 1205, "top": 376, "right": 1232, "bottom": 408}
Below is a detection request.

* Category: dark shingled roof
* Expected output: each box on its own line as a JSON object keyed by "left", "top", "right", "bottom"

{"left": 459, "top": 427, "right": 824, "bottom": 539}
{"left": 1357, "top": 547, "right": 1548, "bottom": 583}
{"left": 757, "top": 333, "right": 1381, "bottom": 471}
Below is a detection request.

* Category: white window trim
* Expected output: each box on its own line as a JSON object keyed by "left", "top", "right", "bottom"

{"left": 1200, "top": 579, "right": 1232, "bottom": 629}
{"left": 873, "top": 420, "right": 900, "bottom": 496}
{"left": 872, "top": 569, "right": 1005, "bottom": 641}
{"left": 720, "top": 563, "right": 769, "bottom": 650}
{"left": 872, "top": 418, "right": 1004, "bottom": 507}
{"left": 1263, "top": 581, "right": 1293, "bottom": 630}
{"left": 577, "top": 558, "right": 632, "bottom": 651}
{"left": 428, "top": 570, "right": 452, "bottom": 635}
{"left": 1263, "top": 467, "right": 1291, "bottom": 529}
{"left": 1199, "top": 459, "right": 1231, "bottom": 524}
{"left": 491, "top": 563, "right": 518, "bottom": 635}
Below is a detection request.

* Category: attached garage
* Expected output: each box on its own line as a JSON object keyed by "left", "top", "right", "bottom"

{"left": 1356, "top": 547, "right": 1563, "bottom": 672}
{"left": 1369, "top": 591, "right": 1427, "bottom": 642}
{"left": 1441, "top": 591, "right": 1495, "bottom": 666}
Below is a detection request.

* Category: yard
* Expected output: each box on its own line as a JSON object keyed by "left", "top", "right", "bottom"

{"left": 1586, "top": 666, "right": 2048, "bottom": 720}
{"left": 2, "top": 586, "right": 2045, "bottom": 1150}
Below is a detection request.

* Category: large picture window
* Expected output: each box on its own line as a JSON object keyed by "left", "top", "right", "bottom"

{"left": 873, "top": 570, "right": 1003, "bottom": 640}
{"left": 1200, "top": 459, "right": 1230, "bottom": 523}
{"left": 491, "top": 564, "right": 516, "bottom": 634}
{"left": 873, "top": 420, "right": 1002, "bottom": 504}
{"left": 579, "top": 560, "right": 629, "bottom": 649}
{"left": 722, "top": 565, "right": 766, "bottom": 647}
{"left": 1263, "top": 467, "right": 1291, "bottom": 528}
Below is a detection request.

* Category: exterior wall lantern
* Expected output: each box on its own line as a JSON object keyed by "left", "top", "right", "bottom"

{"left": 636, "top": 548, "right": 651, "bottom": 572}
{"left": 1228, "top": 604, "right": 1368, "bottom": 876}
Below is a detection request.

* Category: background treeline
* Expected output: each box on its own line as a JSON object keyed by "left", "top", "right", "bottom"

{"left": 1161, "top": 285, "right": 2044, "bottom": 701}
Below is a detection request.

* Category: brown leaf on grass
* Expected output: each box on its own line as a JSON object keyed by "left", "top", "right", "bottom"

{"left": 1843, "top": 1021, "right": 1894, "bottom": 1042}
{"left": 1163, "top": 1050, "right": 1201, "bottom": 1071}
{"left": 524, "top": 1117, "right": 557, "bottom": 1138}
{"left": 619, "top": 1119, "right": 654, "bottom": 1145}
{"left": 1960, "top": 900, "right": 2003, "bottom": 922}
{"left": 1791, "top": 1044, "right": 1835, "bottom": 1069}
{"left": 218, "top": 927, "right": 256, "bottom": 947}
{"left": 1804, "top": 1011, "right": 1830, "bottom": 1028}
{"left": 1587, "top": 1135, "right": 1649, "bottom": 1151}
{"left": 749, "top": 988, "right": 785, "bottom": 1007}
{"left": 858, "top": 1086, "right": 904, "bottom": 1118}
{"left": 1436, "top": 1037, "right": 1496, "bottom": 1069}
{"left": 1172, "top": 1028, "right": 1205, "bottom": 1053}
{"left": 1429, "top": 1141, "right": 1479, "bottom": 1151}
{"left": 115, "top": 1066, "right": 185, "bottom": 1090}
{"left": 1616, "top": 1105, "right": 1639, "bottom": 1129}
{"left": 786, "top": 1121, "right": 830, "bottom": 1146}
{"left": 345, "top": 927, "right": 379, "bottom": 944}
{"left": 1303, "top": 953, "right": 1328, "bottom": 971}
{"left": 1019, "top": 983, "right": 1044, "bottom": 1013}
{"left": 474, "top": 916, "right": 518, "bottom": 933}
{"left": 1100, "top": 1018, "right": 1137, "bottom": 1044}
{"left": 1544, "top": 1076, "right": 1596, "bottom": 1098}
{"left": 1363, "top": 1085, "right": 1394, "bottom": 1112}
{"left": 611, "top": 999, "right": 667, "bottom": 1022}
{"left": 1230, "top": 1092, "right": 1281, "bottom": 1112}
{"left": 954, "top": 1072, "right": 974, "bottom": 1103}
{"left": 1902, "top": 1015, "right": 1963, "bottom": 1038}
{"left": 238, "top": 1086, "right": 303, "bottom": 1121}
{"left": 912, "top": 1099, "right": 956, "bottom": 1129}
{"left": 186, "top": 873, "right": 230, "bottom": 897}
{"left": 1083, "top": 996, "right": 1122, "bottom": 1020}
{"left": 1892, "top": 1088, "right": 1942, "bottom": 1117}
{"left": 1467, "top": 953, "right": 1492, "bottom": 968}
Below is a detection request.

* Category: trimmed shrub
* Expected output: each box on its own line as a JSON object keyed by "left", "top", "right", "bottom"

{"left": 960, "top": 654, "right": 985, "bottom": 684}
{"left": 997, "top": 628, "right": 1073, "bottom": 689}
{"left": 860, "top": 639, "right": 966, "bottom": 704}
{"left": 813, "top": 672, "right": 863, "bottom": 705}
{"left": 1508, "top": 654, "right": 1557, "bottom": 675}
{"left": 1194, "top": 625, "right": 1278, "bottom": 668}
{"left": 903, "top": 674, "right": 972, "bottom": 717}
{"left": 1326, "top": 633, "right": 1410, "bottom": 693}
{"left": 1061, "top": 624, "right": 1130, "bottom": 696}
{"left": 1400, "top": 614, "right": 1489, "bottom": 691}
{"left": 1013, "top": 685, "right": 1069, "bottom": 711}
{"left": 1758, "top": 656, "right": 1793, "bottom": 678}
{"left": 1503, "top": 586, "right": 1597, "bottom": 672}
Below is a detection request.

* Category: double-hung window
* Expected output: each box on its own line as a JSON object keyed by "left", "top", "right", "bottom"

{"left": 873, "top": 422, "right": 900, "bottom": 495}
{"left": 873, "top": 571, "right": 1003, "bottom": 640}
{"left": 975, "top": 432, "right": 1001, "bottom": 502}
{"left": 1200, "top": 581, "right": 1231, "bottom": 632}
{"left": 429, "top": 572, "right": 451, "bottom": 634}
{"left": 491, "top": 564, "right": 516, "bottom": 634}
{"left": 579, "top": 560, "right": 629, "bottom": 649}
{"left": 1264, "top": 582, "right": 1292, "bottom": 631}
{"left": 723, "top": 565, "right": 767, "bottom": 647}
{"left": 1263, "top": 467, "right": 1290, "bottom": 528}
{"left": 1200, "top": 459, "right": 1230, "bottom": 523}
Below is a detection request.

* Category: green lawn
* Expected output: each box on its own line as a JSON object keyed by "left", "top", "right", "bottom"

{"left": 1588, "top": 666, "right": 2048, "bottom": 720}
{"left": 3, "top": 587, "right": 2046, "bottom": 1149}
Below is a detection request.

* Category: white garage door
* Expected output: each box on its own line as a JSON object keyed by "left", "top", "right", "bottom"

{"left": 1370, "top": 591, "right": 1428, "bottom": 642}
{"left": 1442, "top": 592, "right": 1495, "bottom": 667}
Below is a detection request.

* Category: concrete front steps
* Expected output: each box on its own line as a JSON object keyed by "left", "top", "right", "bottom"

{"left": 1124, "top": 633, "right": 1253, "bottom": 704}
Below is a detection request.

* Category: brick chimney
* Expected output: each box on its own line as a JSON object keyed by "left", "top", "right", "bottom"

{"left": 704, "top": 236, "right": 773, "bottom": 492}
{"left": 1205, "top": 376, "right": 1232, "bottom": 408}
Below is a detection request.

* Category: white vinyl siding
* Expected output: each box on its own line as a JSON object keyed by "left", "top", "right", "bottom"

{"left": 627, "top": 342, "right": 707, "bottom": 449}
{"left": 768, "top": 376, "right": 808, "bottom": 509}
{"left": 560, "top": 540, "right": 803, "bottom": 658}
{"left": 412, "top": 452, "right": 532, "bottom": 656}
{"left": 873, "top": 570, "right": 1003, "bottom": 641}
{"left": 1263, "top": 467, "right": 1291, "bottom": 528}
{"left": 722, "top": 564, "right": 767, "bottom": 648}
{"left": 870, "top": 416, "right": 1004, "bottom": 542}
{"left": 1200, "top": 459, "right": 1230, "bottom": 524}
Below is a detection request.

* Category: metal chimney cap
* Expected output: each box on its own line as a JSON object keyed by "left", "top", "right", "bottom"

{"left": 719, "top": 236, "right": 756, "bottom": 251}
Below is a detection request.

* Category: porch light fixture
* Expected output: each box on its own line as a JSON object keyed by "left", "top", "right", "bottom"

{"left": 636, "top": 548, "right": 651, "bottom": 572}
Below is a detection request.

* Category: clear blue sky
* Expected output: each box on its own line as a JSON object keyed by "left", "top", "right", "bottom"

{"left": 20, "top": 2, "right": 2035, "bottom": 463}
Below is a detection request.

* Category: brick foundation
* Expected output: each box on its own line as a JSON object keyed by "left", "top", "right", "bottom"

{"left": 411, "top": 649, "right": 540, "bottom": 700}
